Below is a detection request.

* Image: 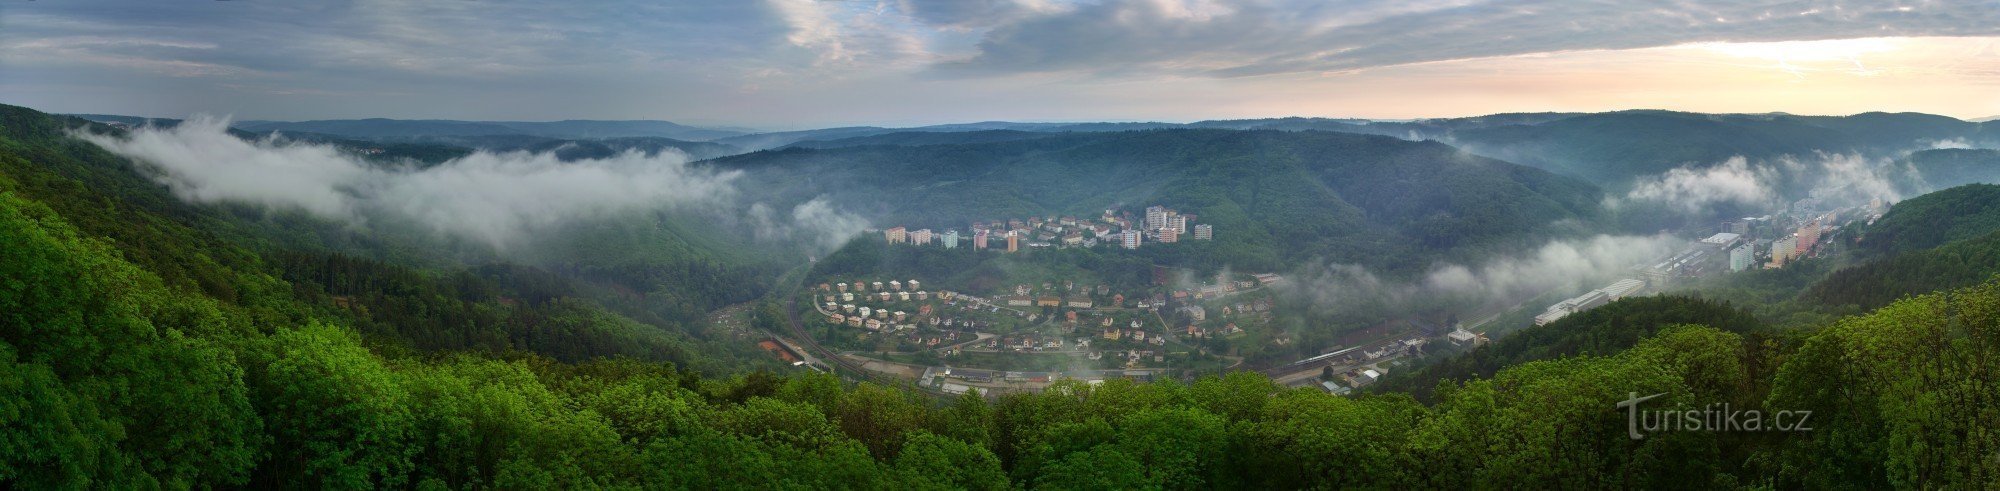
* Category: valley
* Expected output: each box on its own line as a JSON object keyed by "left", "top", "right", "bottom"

{"left": 9, "top": 99, "right": 2000, "bottom": 488}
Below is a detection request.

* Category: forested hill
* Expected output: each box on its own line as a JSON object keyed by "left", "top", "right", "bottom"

{"left": 720, "top": 110, "right": 1996, "bottom": 229}
{"left": 1892, "top": 148, "right": 2000, "bottom": 195}
{"left": 70, "top": 114, "right": 747, "bottom": 162}
{"left": 230, "top": 117, "right": 748, "bottom": 141}
{"left": 1431, "top": 111, "right": 1994, "bottom": 192}
{"left": 1858, "top": 183, "right": 2000, "bottom": 255}
{"left": 1371, "top": 295, "right": 1769, "bottom": 401}
{"left": 718, "top": 128, "right": 1606, "bottom": 273}
{"left": 1795, "top": 184, "right": 2000, "bottom": 310}
{"left": 8, "top": 160, "right": 1999, "bottom": 487}
{"left": 781, "top": 129, "right": 1059, "bottom": 149}
{"left": 0, "top": 103, "right": 773, "bottom": 369}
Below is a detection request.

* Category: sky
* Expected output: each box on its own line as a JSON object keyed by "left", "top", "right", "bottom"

{"left": 5, "top": 0, "right": 2000, "bottom": 129}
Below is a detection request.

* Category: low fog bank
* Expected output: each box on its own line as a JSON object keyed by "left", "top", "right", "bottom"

{"left": 1277, "top": 234, "right": 1681, "bottom": 325}
{"left": 77, "top": 116, "right": 866, "bottom": 255}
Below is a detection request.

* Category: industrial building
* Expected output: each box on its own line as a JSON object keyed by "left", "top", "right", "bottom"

{"left": 1535, "top": 278, "right": 1647, "bottom": 326}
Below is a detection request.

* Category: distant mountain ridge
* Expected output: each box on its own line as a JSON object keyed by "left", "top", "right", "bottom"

{"left": 1893, "top": 148, "right": 2000, "bottom": 194}
{"left": 72, "top": 111, "right": 1998, "bottom": 196}
{"left": 228, "top": 118, "right": 749, "bottom": 141}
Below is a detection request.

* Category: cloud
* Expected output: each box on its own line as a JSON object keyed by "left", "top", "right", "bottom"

{"left": 11, "top": 0, "right": 2000, "bottom": 125}
{"left": 1790, "top": 153, "right": 1903, "bottom": 204}
{"left": 1281, "top": 234, "right": 1682, "bottom": 320}
{"left": 1421, "top": 234, "right": 1680, "bottom": 304}
{"left": 748, "top": 197, "right": 871, "bottom": 253}
{"left": 936, "top": 0, "right": 2000, "bottom": 77}
{"left": 1621, "top": 156, "right": 1775, "bottom": 213}
{"left": 75, "top": 116, "right": 870, "bottom": 251}
{"left": 894, "top": 0, "right": 1046, "bottom": 28}
{"left": 1929, "top": 138, "right": 1976, "bottom": 150}
{"left": 769, "top": 0, "right": 856, "bottom": 65}
{"left": 791, "top": 198, "right": 873, "bottom": 252}
{"left": 1616, "top": 152, "right": 1909, "bottom": 215}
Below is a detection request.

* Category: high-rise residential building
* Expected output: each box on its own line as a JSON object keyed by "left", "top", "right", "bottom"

{"left": 912, "top": 228, "right": 933, "bottom": 246}
{"left": 885, "top": 226, "right": 907, "bottom": 244}
{"left": 1797, "top": 221, "right": 1821, "bottom": 255}
{"left": 1157, "top": 227, "right": 1179, "bottom": 243}
{"left": 1168, "top": 214, "right": 1186, "bottom": 233}
{"left": 942, "top": 230, "right": 959, "bottom": 249}
{"left": 1772, "top": 235, "right": 1798, "bottom": 264}
{"left": 1144, "top": 206, "right": 1169, "bottom": 231}
{"left": 973, "top": 230, "right": 988, "bottom": 250}
{"left": 1729, "top": 243, "right": 1755, "bottom": 272}
{"left": 1006, "top": 231, "right": 1020, "bottom": 253}
{"left": 1192, "top": 224, "right": 1213, "bottom": 240}
{"left": 1121, "top": 230, "right": 1142, "bottom": 249}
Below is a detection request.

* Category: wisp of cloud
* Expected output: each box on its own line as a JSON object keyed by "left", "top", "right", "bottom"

{"left": 1282, "top": 234, "right": 1682, "bottom": 321}
{"left": 75, "top": 116, "right": 856, "bottom": 251}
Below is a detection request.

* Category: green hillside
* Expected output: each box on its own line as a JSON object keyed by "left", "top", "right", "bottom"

{"left": 1371, "top": 295, "right": 1769, "bottom": 401}
{"left": 1893, "top": 148, "right": 2000, "bottom": 194}
{"left": 9, "top": 183, "right": 1998, "bottom": 487}
{"left": 1445, "top": 111, "right": 1992, "bottom": 194}
{"left": 1804, "top": 229, "right": 2000, "bottom": 310}
{"left": 0, "top": 104, "right": 772, "bottom": 371}
{"left": 1452, "top": 111, "right": 1857, "bottom": 186}
{"left": 721, "top": 129, "right": 1605, "bottom": 274}
{"left": 1859, "top": 183, "right": 2000, "bottom": 255}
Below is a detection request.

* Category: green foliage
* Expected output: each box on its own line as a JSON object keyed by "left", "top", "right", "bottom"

{"left": 1767, "top": 283, "right": 2000, "bottom": 488}
{"left": 0, "top": 103, "right": 776, "bottom": 375}
{"left": 1890, "top": 149, "right": 2000, "bottom": 195}
{"left": 9, "top": 102, "right": 2000, "bottom": 488}
{"left": 1406, "top": 326, "right": 1746, "bottom": 489}
{"left": 10, "top": 168, "right": 2000, "bottom": 487}
{"left": 251, "top": 324, "right": 418, "bottom": 487}
{"left": 1805, "top": 230, "right": 2000, "bottom": 311}
{"left": 0, "top": 191, "right": 263, "bottom": 488}
{"left": 1375, "top": 295, "right": 1767, "bottom": 400}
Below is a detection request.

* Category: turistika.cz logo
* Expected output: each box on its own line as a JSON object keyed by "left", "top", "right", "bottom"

{"left": 1616, "top": 392, "right": 1813, "bottom": 440}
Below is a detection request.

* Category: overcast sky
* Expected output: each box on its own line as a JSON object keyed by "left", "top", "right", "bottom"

{"left": 5, "top": 0, "right": 1999, "bottom": 128}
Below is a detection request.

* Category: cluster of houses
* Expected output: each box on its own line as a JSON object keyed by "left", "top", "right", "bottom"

{"left": 1322, "top": 368, "right": 1383, "bottom": 395}
{"left": 1098, "top": 318, "right": 1170, "bottom": 345}
{"left": 1163, "top": 273, "right": 1280, "bottom": 304}
{"left": 878, "top": 205, "right": 1216, "bottom": 253}
{"left": 1095, "top": 349, "right": 1167, "bottom": 365}
{"left": 1182, "top": 322, "right": 1245, "bottom": 339}
{"left": 979, "top": 335, "right": 1089, "bottom": 352}
{"left": 817, "top": 279, "right": 958, "bottom": 333}
{"left": 995, "top": 281, "right": 1122, "bottom": 310}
